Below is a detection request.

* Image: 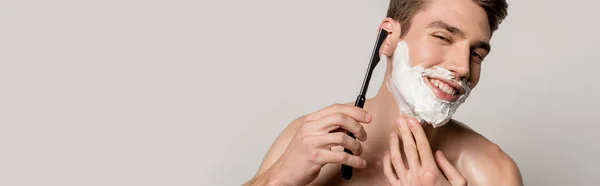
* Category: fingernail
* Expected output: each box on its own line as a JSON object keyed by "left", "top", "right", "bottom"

{"left": 390, "top": 132, "right": 396, "bottom": 138}
{"left": 408, "top": 119, "right": 417, "bottom": 127}
{"left": 399, "top": 118, "right": 406, "bottom": 127}
{"left": 362, "top": 160, "right": 367, "bottom": 168}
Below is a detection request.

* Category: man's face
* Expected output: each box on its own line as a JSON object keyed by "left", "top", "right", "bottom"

{"left": 400, "top": 0, "right": 492, "bottom": 90}
{"left": 385, "top": 0, "right": 493, "bottom": 126}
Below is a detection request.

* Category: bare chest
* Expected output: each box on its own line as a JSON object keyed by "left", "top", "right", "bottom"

{"left": 310, "top": 149, "right": 392, "bottom": 186}
{"left": 336, "top": 170, "right": 390, "bottom": 186}
{"left": 312, "top": 165, "right": 390, "bottom": 186}
{"left": 310, "top": 140, "right": 460, "bottom": 186}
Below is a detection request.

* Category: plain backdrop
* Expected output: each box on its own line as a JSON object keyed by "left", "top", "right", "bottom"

{"left": 1, "top": 0, "right": 599, "bottom": 185}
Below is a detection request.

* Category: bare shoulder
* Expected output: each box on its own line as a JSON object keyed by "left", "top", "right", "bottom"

{"left": 444, "top": 120, "right": 523, "bottom": 186}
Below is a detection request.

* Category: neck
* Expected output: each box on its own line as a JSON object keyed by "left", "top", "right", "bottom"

{"left": 364, "top": 58, "right": 401, "bottom": 134}
{"left": 364, "top": 56, "right": 442, "bottom": 148}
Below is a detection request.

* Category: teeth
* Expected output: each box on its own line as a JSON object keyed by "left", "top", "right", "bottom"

{"left": 442, "top": 85, "right": 450, "bottom": 93}
{"left": 429, "top": 79, "right": 457, "bottom": 95}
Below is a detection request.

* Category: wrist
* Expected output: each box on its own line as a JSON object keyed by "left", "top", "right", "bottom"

{"left": 244, "top": 162, "right": 293, "bottom": 186}
{"left": 264, "top": 176, "right": 288, "bottom": 186}
{"left": 263, "top": 163, "right": 292, "bottom": 186}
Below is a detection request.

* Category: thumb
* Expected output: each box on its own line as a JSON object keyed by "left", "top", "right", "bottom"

{"left": 435, "top": 150, "right": 467, "bottom": 186}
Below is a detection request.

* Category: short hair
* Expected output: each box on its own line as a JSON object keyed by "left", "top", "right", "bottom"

{"left": 386, "top": 0, "right": 508, "bottom": 37}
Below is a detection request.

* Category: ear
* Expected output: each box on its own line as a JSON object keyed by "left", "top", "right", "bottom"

{"left": 379, "top": 18, "right": 402, "bottom": 58}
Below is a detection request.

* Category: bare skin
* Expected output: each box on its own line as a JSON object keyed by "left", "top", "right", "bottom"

{"left": 244, "top": 0, "right": 522, "bottom": 185}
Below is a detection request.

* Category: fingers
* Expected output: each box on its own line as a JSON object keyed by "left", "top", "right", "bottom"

{"left": 396, "top": 117, "right": 420, "bottom": 169}
{"left": 435, "top": 150, "right": 467, "bottom": 185}
{"left": 382, "top": 151, "right": 399, "bottom": 185}
{"left": 306, "top": 103, "right": 372, "bottom": 124}
{"left": 315, "top": 132, "right": 363, "bottom": 155}
{"left": 389, "top": 132, "right": 407, "bottom": 177}
{"left": 407, "top": 117, "right": 435, "bottom": 167}
{"left": 311, "top": 113, "right": 368, "bottom": 141}
{"left": 316, "top": 150, "right": 367, "bottom": 169}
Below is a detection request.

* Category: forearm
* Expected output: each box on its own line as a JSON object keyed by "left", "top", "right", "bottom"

{"left": 242, "top": 167, "right": 289, "bottom": 186}
{"left": 242, "top": 175, "right": 268, "bottom": 186}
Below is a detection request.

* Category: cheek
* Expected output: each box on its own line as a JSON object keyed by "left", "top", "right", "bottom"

{"left": 469, "top": 64, "right": 481, "bottom": 88}
{"left": 407, "top": 41, "right": 444, "bottom": 68}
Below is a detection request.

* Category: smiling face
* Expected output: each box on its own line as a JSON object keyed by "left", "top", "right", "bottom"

{"left": 405, "top": 0, "right": 491, "bottom": 88}
{"left": 381, "top": 0, "right": 496, "bottom": 126}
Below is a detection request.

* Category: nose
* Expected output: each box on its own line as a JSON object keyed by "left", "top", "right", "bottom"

{"left": 441, "top": 48, "right": 470, "bottom": 79}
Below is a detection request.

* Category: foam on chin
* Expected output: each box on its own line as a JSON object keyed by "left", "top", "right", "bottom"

{"left": 386, "top": 41, "right": 471, "bottom": 127}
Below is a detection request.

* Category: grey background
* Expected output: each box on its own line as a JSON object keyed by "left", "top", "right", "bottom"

{"left": 0, "top": 0, "right": 598, "bottom": 185}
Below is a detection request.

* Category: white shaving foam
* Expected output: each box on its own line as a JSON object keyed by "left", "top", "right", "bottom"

{"left": 386, "top": 41, "right": 471, "bottom": 127}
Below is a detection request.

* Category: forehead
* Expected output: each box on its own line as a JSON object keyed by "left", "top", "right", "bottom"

{"left": 412, "top": 0, "right": 491, "bottom": 41}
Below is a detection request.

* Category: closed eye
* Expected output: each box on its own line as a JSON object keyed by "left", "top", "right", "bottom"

{"left": 470, "top": 51, "right": 484, "bottom": 63}
{"left": 433, "top": 34, "right": 452, "bottom": 44}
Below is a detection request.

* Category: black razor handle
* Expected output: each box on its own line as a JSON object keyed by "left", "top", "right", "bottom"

{"left": 342, "top": 29, "right": 388, "bottom": 180}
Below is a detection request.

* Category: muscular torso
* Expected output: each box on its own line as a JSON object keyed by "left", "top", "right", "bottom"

{"left": 252, "top": 102, "right": 521, "bottom": 186}
{"left": 307, "top": 120, "right": 482, "bottom": 186}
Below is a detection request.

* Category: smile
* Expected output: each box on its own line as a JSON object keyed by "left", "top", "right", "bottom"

{"left": 423, "top": 76, "right": 464, "bottom": 102}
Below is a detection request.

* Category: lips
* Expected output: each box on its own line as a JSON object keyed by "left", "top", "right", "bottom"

{"left": 423, "top": 76, "right": 464, "bottom": 102}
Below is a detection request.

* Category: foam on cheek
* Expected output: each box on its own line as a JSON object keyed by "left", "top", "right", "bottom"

{"left": 387, "top": 41, "right": 471, "bottom": 127}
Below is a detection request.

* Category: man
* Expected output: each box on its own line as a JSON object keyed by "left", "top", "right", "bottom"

{"left": 244, "top": 0, "right": 522, "bottom": 185}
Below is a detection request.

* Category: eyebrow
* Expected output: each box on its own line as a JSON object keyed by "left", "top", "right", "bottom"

{"left": 472, "top": 41, "right": 491, "bottom": 54}
{"left": 428, "top": 21, "right": 466, "bottom": 38}
{"left": 428, "top": 21, "right": 491, "bottom": 53}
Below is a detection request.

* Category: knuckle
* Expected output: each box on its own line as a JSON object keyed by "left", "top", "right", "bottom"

{"left": 334, "top": 113, "right": 347, "bottom": 122}
{"left": 356, "top": 108, "right": 367, "bottom": 119}
{"left": 407, "top": 117, "right": 419, "bottom": 124}
{"left": 330, "top": 103, "right": 343, "bottom": 111}
{"left": 300, "top": 118, "right": 312, "bottom": 127}
{"left": 334, "top": 133, "right": 347, "bottom": 144}
{"left": 337, "top": 153, "right": 350, "bottom": 162}
{"left": 302, "top": 136, "right": 316, "bottom": 146}
{"left": 417, "top": 142, "right": 429, "bottom": 152}
{"left": 348, "top": 107, "right": 360, "bottom": 117}
{"left": 309, "top": 150, "right": 321, "bottom": 163}
{"left": 304, "top": 113, "right": 318, "bottom": 122}
{"left": 299, "top": 123, "right": 312, "bottom": 134}
{"left": 422, "top": 170, "right": 436, "bottom": 181}
{"left": 299, "top": 121, "right": 309, "bottom": 129}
